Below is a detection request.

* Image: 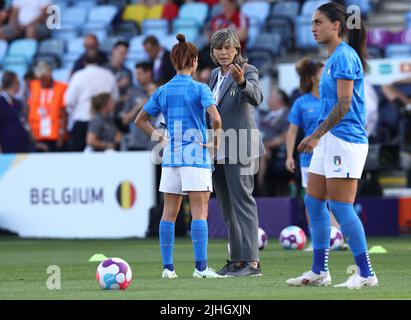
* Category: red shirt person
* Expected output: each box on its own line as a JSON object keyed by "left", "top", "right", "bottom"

{"left": 210, "top": 0, "right": 248, "bottom": 48}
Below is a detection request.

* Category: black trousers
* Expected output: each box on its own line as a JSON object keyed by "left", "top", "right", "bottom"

{"left": 69, "top": 121, "right": 89, "bottom": 152}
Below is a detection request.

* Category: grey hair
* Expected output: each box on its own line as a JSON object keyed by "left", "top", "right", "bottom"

{"left": 210, "top": 28, "right": 247, "bottom": 66}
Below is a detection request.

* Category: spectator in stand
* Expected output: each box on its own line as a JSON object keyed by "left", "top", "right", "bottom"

{"left": 381, "top": 77, "right": 411, "bottom": 109}
{"left": 0, "top": 71, "right": 32, "bottom": 153}
{"left": 104, "top": 40, "right": 133, "bottom": 132}
{"left": 27, "top": 61, "right": 68, "bottom": 152}
{"left": 0, "top": 0, "right": 51, "bottom": 40}
{"left": 210, "top": 0, "right": 248, "bottom": 48}
{"left": 257, "top": 87, "right": 290, "bottom": 196}
{"left": 143, "top": 35, "right": 175, "bottom": 84}
{"left": 121, "top": 62, "right": 156, "bottom": 151}
{"left": 71, "top": 34, "right": 108, "bottom": 75}
{"left": 65, "top": 54, "right": 119, "bottom": 152}
{"left": 86, "top": 93, "right": 121, "bottom": 152}
{"left": 0, "top": 0, "right": 11, "bottom": 26}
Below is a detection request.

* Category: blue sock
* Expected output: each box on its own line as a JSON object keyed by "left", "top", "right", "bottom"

{"left": 191, "top": 219, "right": 208, "bottom": 272}
{"left": 159, "top": 220, "right": 175, "bottom": 271}
{"left": 305, "top": 194, "right": 331, "bottom": 274}
{"left": 329, "top": 200, "right": 374, "bottom": 277}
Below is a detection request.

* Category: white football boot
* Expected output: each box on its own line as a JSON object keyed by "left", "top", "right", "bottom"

{"left": 286, "top": 270, "right": 331, "bottom": 286}
{"left": 334, "top": 272, "right": 378, "bottom": 289}
{"left": 193, "top": 267, "right": 226, "bottom": 278}
{"left": 162, "top": 268, "right": 178, "bottom": 279}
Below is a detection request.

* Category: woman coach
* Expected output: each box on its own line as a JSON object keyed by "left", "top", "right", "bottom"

{"left": 209, "top": 28, "right": 265, "bottom": 277}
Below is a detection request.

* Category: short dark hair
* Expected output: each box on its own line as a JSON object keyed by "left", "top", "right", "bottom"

{"left": 135, "top": 62, "right": 153, "bottom": 72}
{"left": 2, "top": 71, "right": 17, "bottom": 89}
{"left": 143, "top": 35, "right": 159, "bottom": 47}
{"left": 113, "top": 40, "right": 129, "bottom": 50}
{"left": 278, "top": 89, "right": 290, "bottom": 107}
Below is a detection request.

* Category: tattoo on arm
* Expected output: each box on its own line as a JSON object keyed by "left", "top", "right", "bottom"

{"left": 312, "top": 96, "right": 352, "bottom": 139}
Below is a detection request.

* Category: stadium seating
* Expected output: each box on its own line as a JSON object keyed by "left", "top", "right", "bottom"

{"left": 7, "top": 39, "right": 38, "bottom": 62}
{"left": 385, "top": 44, "right": 411, "bottom": 58}
{"left": 141, "top": 19, "right": 169, "bottom": 38}
{"left": 345, "top": 0, "right": 372, "bottom": 17}
{"left": 172, "top": 18, "right": 200, "bottom": 43}
{"left": 406, "top": 11, "right": 411, "bottom": 29}
{"left": 161, "top": 35, "right": 178, "bottom": 52}
{"left": 0, "top": 40, "right": 8, "bottom": 65}
{"left": 178, "top": 3, "right": 209, "bottom": 27}
{"left": 146, "top": 4, "right": 164, "bottom": 20}
{"left": 301, "top": 0, "right": 328, "bottom": 16}
{"left": 87, "top": 5, "right": 118, "bottom": 27}
{"left": 74, "top": 0, "right": 97, "bottom": 10}
{"left": 122, "top": 4, "right": 147, "bottom": 26}
{"left": 295, "top": 15, "right": 318, "bottom": 50}
{"left": 52, "top": 68, "right": 71, "bottom": 83}
{"left": 240, "top": 1, "right": 270, "bottom": 26}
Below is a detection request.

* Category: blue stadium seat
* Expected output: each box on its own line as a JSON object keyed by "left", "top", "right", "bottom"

{"left": 345, "top": 0, "right": 371, "bottom": 17}
{"left": 246, "top": 17, "right": 262, "bottom": 48}
{"left": 61, "top": 7, "right": 88, "bottom": 28}
{"left": 178, "top": 2, "right": 209, "bottom": 27}
{"left": 52, "top": 28, "right": 78, "bottom": 43}
{"left": 75, "top": 0, "right": 97, "bottom": 10}
{"left": 271, "top": 1, "right": 300, "bottom": 17}
{"left": 87, "top": 5, "right": 118, "bottom": 26}
{"left": 161, "top": 35, "right": 178, "bottom": 52}
{"left": 129, "top": 35, "right": 146, "bottom": 54}
{"left": 0, "top": 39, "right": 8, "bottom": 64}
{"left": 210, "top": 4, "right": 222, "bottom": 19}
{"left": 240, "top": 1, "right": 270, "bottom": 26}
{"left": 295, "top": 15, "right": 318, "bottom": 50}
{"left": 7, "top": 39, "right": 38, "bottom": 62}
{"left": 52, "top": 68, "right": 71, "bottom": 83}
{"left": 385, "top": 44, "right": 411, "bottom": 58}
{"left": 141, "top": 19, "right": 169, "bottom": 38}
{"left": 172, "top": 18, "right": 200, "bottom": 42}
{"left": 249, "top": 32, "right": 283, "bottom": 58}
{"left": 3, "top": 56, "right": 28, "bottom": 78}
{"left": 39, "top": 38, "right": 65, "bottom": 59}
{"left": 406, "top": 11, "right": 411, "bottom": 29}
{"left": 301, "top": 0, "right": 328, "bottom": 16}
{"left": 112, "top": 21, "right": 139, "bottom": 38}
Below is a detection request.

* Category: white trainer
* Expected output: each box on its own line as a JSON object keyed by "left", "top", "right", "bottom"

{"left": 286, "top": 270, "right": 331, "bottom": 286}
{"left": 193, "top": 267, "right": 226, "bottom": 278}
{"left": 162, "top": 268, "right": 178, "bottom": 279}
{"left": 334, "top": 273, "right": 378, "bottom": 289}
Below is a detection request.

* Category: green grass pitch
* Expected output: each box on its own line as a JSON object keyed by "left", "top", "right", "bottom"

{"left": 0, "top": 236, "right": 410, "bottom": 300}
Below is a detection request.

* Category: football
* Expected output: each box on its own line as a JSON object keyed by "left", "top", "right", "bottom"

{"left": 279, "top": 226, "right": 307, "bottom": 250}
{"left": 96, "top": 257, "right": 132, "bottom": 290}
{"left": 258, "top": 227, "right": 268, "bottom": 250}
{"left": 330, "top": 226, "right": 345, "bottom": 250}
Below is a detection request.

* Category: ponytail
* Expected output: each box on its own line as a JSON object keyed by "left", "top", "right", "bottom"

{"left": 318, "top": 2, "right": 368, "bottom": 71}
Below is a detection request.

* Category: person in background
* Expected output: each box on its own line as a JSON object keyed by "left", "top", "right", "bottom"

{"left": 65, "top": 54, "right": 119, "bottom": 152}
{"left": 86, "top": 93, "right": 121, "bottom": 152}
{"left": 28, "top": 61, "right": 67, "bottom": 152}
{"left": 143, "top": 35, "right": 175, "bottom": 84}
{"left": 0, "top": 0, "right": 51, "bottom": 40}
{"left": 210, "top": 0, "right": 249, "bottom": 48}
{"left": 71, "top": 34, "right": 108, "bottom": 75}
{"left": 257, "top": 87, "right": 290, "bottom": 196}
{"left": 104, "top": 41, "right": 133, "bottom": 109}
{"left": 121, "top": 62, "right": 155, "bottom": 151}
{"left": 0, "top": 71, "right": 32, "bottom": 153}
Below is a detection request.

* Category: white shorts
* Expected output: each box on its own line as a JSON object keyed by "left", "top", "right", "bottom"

{"left": 159, "top": 166, "right": 213, "bottom": 195}
{"left": 308, "top": 132, "right": 368, "bottom": 179}
{"left": 301, "top": 166, "right": 309, "bottom": 188}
